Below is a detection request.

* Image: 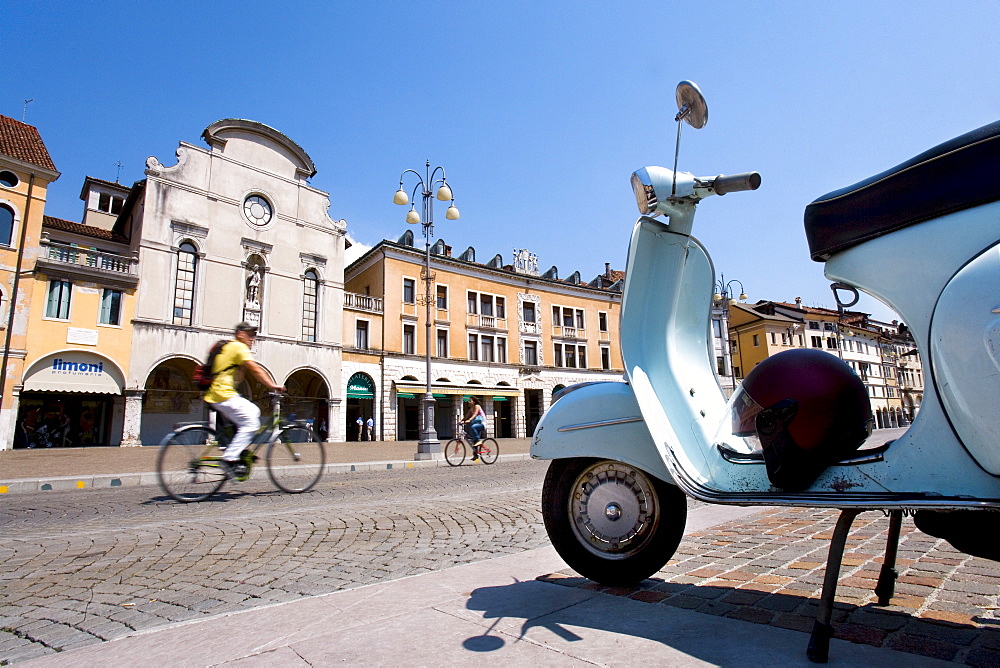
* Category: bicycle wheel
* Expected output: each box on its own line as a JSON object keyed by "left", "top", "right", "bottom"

{"left": 266, "top": 425, "right": 325, "bottom": 493}
{"left": 444, "top": 438, "right": 466, "bottom": 466}
{"left": 477, "top": 438, "right": 500, "bottom": 465}
{"left": 157, "top": 425, "right": 227, "bottom": 502}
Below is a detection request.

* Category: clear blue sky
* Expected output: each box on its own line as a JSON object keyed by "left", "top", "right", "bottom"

{"left": 4, "top": 1, "right": 998, "bottom": 322}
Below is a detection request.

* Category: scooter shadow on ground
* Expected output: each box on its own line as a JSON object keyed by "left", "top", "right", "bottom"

{"left": 462, "top": 576, "right": 989, "bottom": 664}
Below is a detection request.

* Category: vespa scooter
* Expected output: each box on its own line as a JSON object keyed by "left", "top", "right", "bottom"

{"left": 531, "top": 81, "right": 1000, "bottom": 662}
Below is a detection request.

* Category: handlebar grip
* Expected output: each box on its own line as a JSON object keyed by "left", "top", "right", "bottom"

{"left": 714, "top": 172, "right": 761, "bottom": 195}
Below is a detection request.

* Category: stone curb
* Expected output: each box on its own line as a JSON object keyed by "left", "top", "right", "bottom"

{"left": 0, "top": 452, "right": 534, "bottom": 495}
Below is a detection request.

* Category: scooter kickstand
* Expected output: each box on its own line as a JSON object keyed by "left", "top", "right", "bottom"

{"left": 807, "top": 508, "right": 862, "bottom": 663}
{"left": 874, "top": 510, "right": 903, "bottom": 605}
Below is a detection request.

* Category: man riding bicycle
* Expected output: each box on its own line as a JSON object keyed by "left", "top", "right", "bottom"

{"left": 204, "top": 322, "right": 285, "bottom": 477}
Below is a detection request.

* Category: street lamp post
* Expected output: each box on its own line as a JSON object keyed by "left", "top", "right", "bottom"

{"left": 394, "top": 161, "right": 460, "bottom": 460}
{"left": 713, "top": 274, "right": 747, "bottom": 388}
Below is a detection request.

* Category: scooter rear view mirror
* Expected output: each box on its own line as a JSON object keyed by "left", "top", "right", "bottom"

{"left": 675, "top": 81, "right": 708, "bottom": 129}
{"left": 672, "top": 81, "right": 708, "bottom": 196}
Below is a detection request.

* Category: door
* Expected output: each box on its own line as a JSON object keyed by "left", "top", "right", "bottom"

{"left": 524, "top": 389, "right": 543, "bottom": 437}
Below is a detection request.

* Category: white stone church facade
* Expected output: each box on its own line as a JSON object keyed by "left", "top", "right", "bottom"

{"left": 119, "top": 119, "right": 348, "bottom": 445}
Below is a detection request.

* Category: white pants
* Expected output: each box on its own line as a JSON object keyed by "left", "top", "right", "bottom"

{"left": 211, "top": 396, "right": 260, "bottom": 461}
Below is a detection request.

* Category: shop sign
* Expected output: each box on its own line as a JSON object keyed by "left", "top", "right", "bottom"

{"left": 347, "top": 373, "right": 375, "bottom": 399}
{"left": 22, "top": 351, "right": 123, "bottom": 394}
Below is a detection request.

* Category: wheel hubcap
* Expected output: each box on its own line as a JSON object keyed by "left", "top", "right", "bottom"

{"left": 570, "top": 462, "right": 658, "bottom": 559}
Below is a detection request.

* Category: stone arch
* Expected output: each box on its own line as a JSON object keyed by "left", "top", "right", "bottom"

{"left": 346, "top": 371, "right": 376, "bottom": 442}
{"left": 285, "top": 367, "right": 331, "bottom": 439}
{"left": 141, "top": 356, "right": 203, "bottom": 445}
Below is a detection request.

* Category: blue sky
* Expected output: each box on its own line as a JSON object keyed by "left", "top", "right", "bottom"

{"left": 4, "top": 1, "right": 998, "bottom": 322}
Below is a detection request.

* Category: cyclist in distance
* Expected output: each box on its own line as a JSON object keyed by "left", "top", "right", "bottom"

{"left": 205, "top": 322, "right": 285, "bottom": 477}
{"left": 460, "top": 396, "right": 487, "bottom": 462}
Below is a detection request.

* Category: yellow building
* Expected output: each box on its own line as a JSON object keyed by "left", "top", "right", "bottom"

{"left": 343, "top": 233, "right": 623, "bottom": 441}
{"left": 16, "top": 176, "right": 138, "bottom": 447}
{"left": 0, "top": 115, "right": 60, "bottom": 450}
{"left": 730, "top": 298, "right": 913, "bottom": 428}
{"left": 728, "top": 301, "right": 806, "bottom": 378}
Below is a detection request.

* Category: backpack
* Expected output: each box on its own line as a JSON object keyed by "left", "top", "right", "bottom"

{"left": 193, "top": 340, "right": 232, "bottom": 391}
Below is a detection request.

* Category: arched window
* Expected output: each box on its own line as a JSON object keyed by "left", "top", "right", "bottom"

{"left": 173, "top": 241, "right": 198, "bottom": 325}
{"left": 302, "top": 268, "right": 319, "bottom": 342}
{"left": 0, "top": 204, "right": 15, "bottom": 246}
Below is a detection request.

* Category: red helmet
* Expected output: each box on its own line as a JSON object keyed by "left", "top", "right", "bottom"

{"left": 727, "top": 349, "right": 872, "bottom": 491}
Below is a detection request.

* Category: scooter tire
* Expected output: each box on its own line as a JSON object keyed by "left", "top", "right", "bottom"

{"left": 542, "top": 457, "right": 686, "bottom": 586}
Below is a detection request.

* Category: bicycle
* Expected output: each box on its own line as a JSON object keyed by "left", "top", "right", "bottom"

{"left": 156, "top": 393, "right": 326, "bottom": 502}
{"left": 444, "top": 420, "right": 499, "bottom": 466}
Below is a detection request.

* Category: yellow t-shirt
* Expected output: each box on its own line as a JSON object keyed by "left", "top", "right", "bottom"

{"left": 203, "top": 340, "right": 252, "bottom": 404}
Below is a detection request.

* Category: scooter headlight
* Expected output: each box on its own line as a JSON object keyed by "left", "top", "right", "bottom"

{"left": 631, "top": 171, "right": 658, "bottom": 216}
{"left": 632, "top": 166, "right": 692, "bottom": 216}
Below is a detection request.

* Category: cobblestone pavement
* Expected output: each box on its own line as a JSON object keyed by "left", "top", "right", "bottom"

{"left": 0, "top": 460, "right": 553, "bottom": 664}
{"left": 542, "top": 506, "right": 1000, "bottom": 666}
{"left": 5, "top": 455, "right": 1000, "bottom": 666}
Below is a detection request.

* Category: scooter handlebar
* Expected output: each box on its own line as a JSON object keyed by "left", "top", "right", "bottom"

{"left": 713, "top": 172, "right": 761, "bottom": 195}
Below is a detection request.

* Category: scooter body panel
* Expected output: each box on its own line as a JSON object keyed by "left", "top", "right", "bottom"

{"left": 530, "top": 380, "right": 673, "bottom": 484}
{"left": 825, "top": 202, "right": 1000, "bottom": 481}
{"left": 931, "top": 242, "right": 1000, "bottom": 473}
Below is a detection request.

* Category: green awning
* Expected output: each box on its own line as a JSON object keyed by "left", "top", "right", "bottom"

{"left": 395, "top": 383, "right": 521, "bottom": 397}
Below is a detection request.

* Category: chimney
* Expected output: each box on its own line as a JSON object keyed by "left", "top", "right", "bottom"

{"left": 795, "top": 297, "right": 802, "bottom": 307}
{"left": 605, "top": 262, "right": 611, "bottom": 279}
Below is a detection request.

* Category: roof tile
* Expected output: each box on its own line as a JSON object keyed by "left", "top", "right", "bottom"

{"left": 0, "top": 115, "right": 57, "bottom": 172}
{"left": 43, "top": 216, "right": 128, "bottom": 243}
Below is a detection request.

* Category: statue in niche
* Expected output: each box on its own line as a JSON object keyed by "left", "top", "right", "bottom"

{"left": 246, "top": 265, "right": 262, "bottom": 308}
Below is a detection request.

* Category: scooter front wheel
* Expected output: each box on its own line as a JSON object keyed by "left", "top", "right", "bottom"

{"left": 542, "top": 458, "right": 686, "bottom": 586}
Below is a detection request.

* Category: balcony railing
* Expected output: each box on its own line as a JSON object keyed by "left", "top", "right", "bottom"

{"left": 554, "top": 325, "right": 586, "bottom": 339}
{"left": 344, "top": 292, "right": 384, "bottom": 314}
{"left": 36, "top": 237, "right": 139, "bottom": 289}
{"left": 520, "top": 320, "right": 541, "bottom": 335}
{"left": 43, "top": 240, "right": 135, "bottom": 274}
{"left": 466, "top": 313, "right": 507, "bottom": 330}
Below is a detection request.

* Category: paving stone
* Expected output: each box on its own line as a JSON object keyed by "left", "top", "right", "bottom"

{"left": 5, "top": 463, "right": 1000, "bottom": 666}
{"left": 885, "top": 632, "right": 961, "bottom": 661}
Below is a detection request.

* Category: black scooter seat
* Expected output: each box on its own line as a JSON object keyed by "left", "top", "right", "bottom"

{"left": 804, "top": 120, "right": 1000, "bottom": 261}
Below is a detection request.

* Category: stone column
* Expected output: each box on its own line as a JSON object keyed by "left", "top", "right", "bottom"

{"left": 484, "top": 398, "right": 495, "bottom": 439}
{"left": 0, "top": 386, "right": 21, "bottom": 451}
{"left": 327, "top": 397, "right": 342, "bottom": 442}
{"left": 120, "top": 389, "right": 145, "bottom": 447}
